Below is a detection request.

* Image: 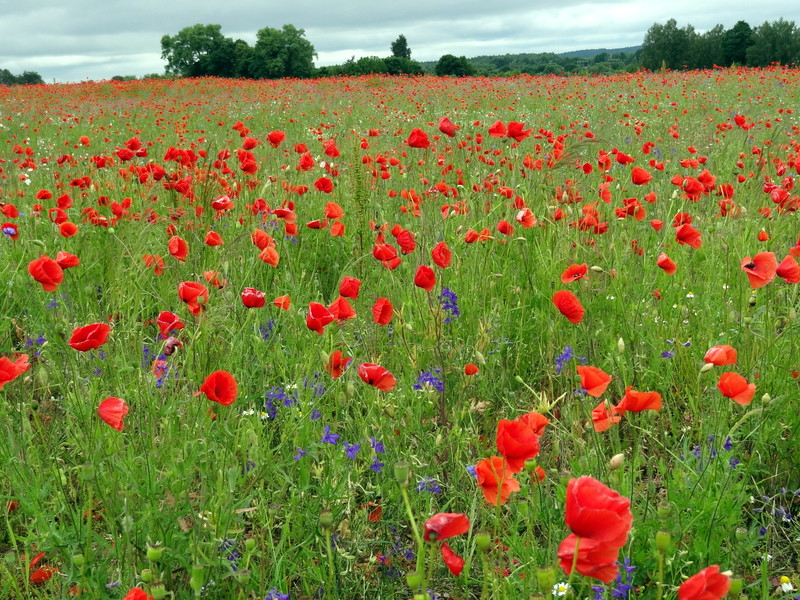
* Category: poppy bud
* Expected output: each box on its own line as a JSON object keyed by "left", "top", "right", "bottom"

{"left": 72, "top": 554, "right": 85, "bottom": 568}
{"left": 609, "top": 453, "right": 625, "bottom": 470}
{"left": 537, "top": 567, "right": 556, "bottom": 592}
{"left": 394, "top": 461, "right": 411, "bottom": 489}
{"left": 189, "top": 565, "right": 204, "bottom": 593}
{"left": 700, "top": 362, "right": 715, "bottom": 373}
{"left": 319, "top": 509, "right": 334, "bottom": 530}
{"left": 657, "top": 502, "right": 673, "bottom": 521}
{"left": 406, "top": 571, "right": 424, "bottom": 590}
{"left": 617, "top": 337, "right": 625, "bottom": 354}
{"left": 475, "top": 532, "right": 491, "bottom": 551}
{"left": 475, "top": 350, "right": 486, "bottom": 365}
{"left": 245, "top": 538, "right": 256, "bottom": 552}
{"left": 319, "top": 350, "right": 330, "bottom": 365}
{"left": 234, "top": 569, "right": 250, "bottom": 585}
{"left": 590, "top": 265, "right": 604, "bottom": 273}
{"left": 655, "top": 530, "right": 671, "bottom": 553}
{"left": 761, "top": 393, "right": 771, "bottom": 404}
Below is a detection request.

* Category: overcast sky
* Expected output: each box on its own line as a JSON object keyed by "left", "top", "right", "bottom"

{"left": 0, "top": 1, "right": 793, "bottom": 83}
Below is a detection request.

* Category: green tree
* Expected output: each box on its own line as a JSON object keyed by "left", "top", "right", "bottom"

{"left": 692, "top": 24, "right": 726, "bottom": 69}
{"left": 722, "top": 20, "right": 753, "bottom": 65}
{"left": 384, "top": 56, "right": 424, "bottom": 75}
{"left": 160, "top": 24, "right": 231, "bottom": 77}
{"left": 640, "top": 19, "right": 695, "bottom": 70}
{"left": 251, "top": 25, "right": 316, "bottom": 79}
{"left": 747, "top": 19, "right": 800, "bottom": 66}
{"left": 435, "top": 54, "right": 474, "bottom": 77}
{"left": 391, "top": 34, "right": 411, "bottom": 59}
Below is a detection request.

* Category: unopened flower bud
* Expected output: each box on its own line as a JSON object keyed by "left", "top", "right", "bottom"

{"left": 655, "top": 530, "right": 671, "bottom": 553}
{"left": 475, "top": 532, "right": 491, "bottom": 551}
{"left": 700, "top": 362, "right": 715, "bottom": 373}
{"left": 393, "top": 461, "right": 410, "bottom": 489}
{"left": 537, "top": 567, "right": 556, "bottom": 591}
{"left": 244, "top": 538, "right": 256, "bottom": 552}
{"left": 761, "top": 393, "right": 771, "bottom": 404}
{"left": 319, "top": 510, "right": 334, "bottom": 530}
{"left": 590, "top": 265, "right": 604, "bottom": 273}
{"left": 72, "top": 554, "right": 85, "bottom": 568}
{"left": 608, "top": 453, "right": 625, "bottom": 471}
{"left": 319, "top": 350, "right": 329, "bottom": 365}
{"left": 475, "top": 350, "right": 486, "bottom": 365}
{"left": 189, "top": 564, "right": 204, "bottom": 593}
{"left": 617, "top": 337, "right": 625, "bottom": 354}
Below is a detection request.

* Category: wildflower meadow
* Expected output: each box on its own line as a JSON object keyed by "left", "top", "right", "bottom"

{"left": 1, "top": 67, "right": 799, "bottom": 599}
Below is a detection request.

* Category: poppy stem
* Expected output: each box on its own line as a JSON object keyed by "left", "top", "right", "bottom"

{"left": 565, "top": 536, "right": 580, "bottom": 593}
{"left": 400, "top": 486, "right": 426, "bottom": 591}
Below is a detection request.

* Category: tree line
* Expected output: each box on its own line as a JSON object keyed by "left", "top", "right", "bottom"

{"left": 640, "top": 18, "right": 800, "bottom": 70}
{"left": 3, "top": 17, "right": 798, "bottom": 86}
{"left": 0, "top": 69, "right": 44, "bottom": 85}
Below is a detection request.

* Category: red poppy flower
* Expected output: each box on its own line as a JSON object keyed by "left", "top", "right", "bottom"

{"left": 55, "top": 251, "right": 80, "bottom": 268}
{"left": 424, "top": 513, "right": 470, "bottom": 541}
{"left": 717, "top": 372, "right": 756, "bottom": 405}
{"left": 339, "top": 276, "right": 361, "bottom": 299}
{"left": 776, "top": 255, "right": 800, "bottom": 283}
{"left": 168, "top": 236, "right": 189, "bottom": 262}
{"left": 241, "top": 287, "right": 266, "bottom": 308}
{"left": 97, "top": 397, "right": 129, "bottom": 431}
{"left": 3, "top": 222, "right": 19, "bottom": 240}
{"left": 0, "top": 354, "right": 30, "bottom": 391}
{"left": 204, "top": 231, "right": 223, "bottom": 246}
{"left": 357, "top": 363, "right": 396, "bottom": 391}
{"left": 675, "top": 223, "right": 703, "bottom": 249}
{"left": 553, "top": 290, "right": 585, "bottom": 324}
{"left": 431, "top": 241, "right": 452, "bottom": 268}
{"left": 592, "top": 400, "right": 622, "bottom": 432}
{"left": 157, "top": 311, "right": 185, "bottom": 337}
{"left": 414, "top": 265, "right": 436, "bottom": 291}
{"left": 488, "top": 120, "right": 507, "bottom": 138}
{"left": 267, "top": 130, "right": 286, "bottom": 148}
{"left": 741, "top": 252, "right": 777, "bottom": 289}
{"left": 507, "top": 121, "right": 532, "bottom": 142}
{"left": 517, "top": 411, "right": 550, "bottom": 436}
{"left": 203, "top": 270, "right": 226, "bottom": 289}
{"left": 678, "top": 565, "right": 730, "bottom": 600}
{"left": 142, "top": 254, "right": 165, "bottom": 276}
{"left": 560, "top": 263, "right": 588, "bottom": 284}
{"left": 496, "top": 419, "right": 540, "bottom": 473}
{"left": 406, "top": 128, "right": 430, "bottom": 149}
{"left": 704, "top": 345, "right": 737, "bottom": 366}
{"left": 565, "top": 476, "right": 632, "bottom": 546}
{"left": 328, "top": 296, "right": 356, "bottom": 322}
{"left": 440, "top": 542, "right": 465, "bottom": 576}
{"left": 656, "top": 253, "right": 677, "bottom": 275}
{"left": 124, "top": 588, "right": 155, "bottom": 600}
{"left": 631, "top": 166, "right": 653, "bottom": 185}
{"left": 515, "top": 207, "right": 537, "bottom": 228}
{"left": 259, "top": 246, "right": 280, "bottom": 267}
{"left": 395, "top": 229, "right": 416, "bottom": 254}
{"left": 59, "top": 222, "right": 78, "bottom": 237}
{"left": 557, "top": 533, "right": 622, "bottom": 584}
{"left": 438, "top": 117, "right": 459, "bottom": 137}
{"left": 325, "top": 350, "right": 352, "bottom": 379}
{"left": 196, "top": 370, "right": 238, "bottom": 406}
{"left": 29, "top": 552, "right": 57, "bottom": 584}
{"left": 577, "top": 365, "right": 612, "bottom": 397}
{"left": 475, "top": 456, "right": 520, "bottom": 506}
{"left": 372, "top": 243, "right": 398, "bottom": 262}
{"left": 306, "top": 302, "right": 335, "bottom": 335}
{"left": 650, "top": 219, "right": 664, "bottom": 231}
{"left": 372, "top": 298, "right": 393, "bottom": 325}
{"left": 28, "top": 255, "right": 64, "bottom": 292}
{"left": 464, "top": 363, "right": 479, "bottom": 375}
{"left": 314, "top": 177, "right": 334, "bottom": 194}
{"left": 69, "top": 323, "right": 111, "bottom": 352}
{"left": 178, "top": 281, "right": 209, "bottom": 316}
{"left": 616, "top": 386, "right": 662, "bottom": 413}
{"left": 273, "top": 294, "right": 291, "bottom": 310}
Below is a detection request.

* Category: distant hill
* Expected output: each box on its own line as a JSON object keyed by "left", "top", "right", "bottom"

{"left": 559, "top": 46, "right": 642, "bottom": 58}
{"left": 419, "top": 46, "right": 641, "bottom": 75}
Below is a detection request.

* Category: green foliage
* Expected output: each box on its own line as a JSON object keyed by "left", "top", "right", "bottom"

{"left": 746, "top": 19, "right": 800, "bottom": 66}
{"left": 435, "top": 54, "right": 475, "bottom": 77}
{"left": 160, "top": 24, "right": 231, "bottom": 77}
{"left": 391, "top": 34, "right": 412, "bottom": 59}
{"left": 723, "top": 21, "right": 754, "bottom": 65}
{"left": 251, "top": 24, "right": 317, "bottom": 79}
{"left": 0, "top": 68, "right": 44, "bottom": 85}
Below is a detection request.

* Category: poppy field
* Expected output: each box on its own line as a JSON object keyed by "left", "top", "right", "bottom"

{"left": 1, "top": 67, "right": 800, "bottom": 599}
